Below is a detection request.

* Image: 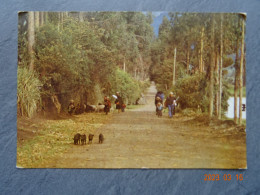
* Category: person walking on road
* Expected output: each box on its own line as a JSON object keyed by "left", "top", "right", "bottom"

{"left": 104, "top": 96, "right": 111, "bottom": 115}
{"left": 115, "top": 92, "right": 123, "bottom": 113}
{"left": 165, "top": 92, "right": 176, "bottom": 118}
{"left": 156, "top": 102, "right": 163, "bottom": 117}
{"left": 155, "top": 96, "right": 163, "bottom": 115}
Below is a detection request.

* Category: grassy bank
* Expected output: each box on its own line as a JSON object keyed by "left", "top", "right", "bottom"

{"left": 222, "top": 115, "right": 246, "bottom": 126}
{"left": 17, "top": 113, "right": 112, "bottom": 168}
{"left": 227, "top": 84, "right": 246, "bottom": 97}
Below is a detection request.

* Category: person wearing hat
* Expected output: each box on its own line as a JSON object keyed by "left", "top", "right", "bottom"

{"left": 115, "top": 92, "right": 123, "bottom": 113}
{"left": 164, "top": 92, "right": 176, "bottom": 118}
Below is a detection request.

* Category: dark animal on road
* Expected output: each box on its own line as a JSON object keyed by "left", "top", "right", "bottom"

{"left": 81, "top": 134, "right": 86, "bottom": 145}
{"left": 88, "top": 134, "right": 94, "bottom": 144}
{"left": 73, "top": 133, "right": 81, "bottom": 145}
{"left": 99, "top": 133, "right": 104, "bottom": 144}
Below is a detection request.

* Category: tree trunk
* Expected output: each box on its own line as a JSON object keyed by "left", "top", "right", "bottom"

{"left": 51, "top": 95, "right": 61, "bottom": 114}
{"left": 186, "top": 45, "right": 190, "bottom": 74}
{"left": 218, "top": 14, "right": 223, "bottom": 119}
{"left": 44, "top": 12, "right": 48, "bottom": 23}
{"left": 209, "top": 15, "right": 215, "bottom": 118}
{"left": 139, "top": 54, "right": 144, "bottom": 80}
{"left": 173, "top": 47, "right": 177, "bottom": 86}
{"left": 234, "top": 44, "right": 240, "bottom": 123}
{"left": 60, "top": 12, "right": 64, "bottom": 30}
{"left": 215, "top": 51, "right": 219, "bottom": 116}
{"left": 58, "top": 12, "right": 61, "bottom": 31}
{"left": 123, "top": 58, "right": 126, "bottom": 72}
{"left": 199, "top": 27, "right": 204, "bottom": 73}
{"left": 243, "top": 45, "right": 246, "bottom": 86}
{"left": 239, "top": 16, "right": 245, "bottom": 124}
{"left": 79, "top": 12, "right": 84, "bottom": 22}
{"left": 34, "top": 12, "right": 40, "bottom": 28}
{"left": 40, "top": 12, "right": 44, "bottom": 26}
{"left": 234, "top": 17, "right": 240, "bottom": 124}
{"left": 28, "top": 12, "right": 35, "bottom": 71}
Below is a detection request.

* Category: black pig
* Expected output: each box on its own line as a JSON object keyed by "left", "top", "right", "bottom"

{"left": 88, "top": 134, "right": 94, "bottom": 144}
{"left": 81, "top": 134, "right": 86, "bottom": 145}
{"left": 73, "top": 133, "right": 81, "bottom": 145}
{"left": 99, "top": 133, "right": 104, "bottom": 144}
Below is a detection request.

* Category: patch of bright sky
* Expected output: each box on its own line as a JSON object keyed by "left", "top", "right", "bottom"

{"left": 152, "top": 12, "right": 165, "bottom": 17}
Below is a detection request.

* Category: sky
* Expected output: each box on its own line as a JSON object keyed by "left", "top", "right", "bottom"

{"left": 151, "top": 12, "right": 169, "bottom": 36}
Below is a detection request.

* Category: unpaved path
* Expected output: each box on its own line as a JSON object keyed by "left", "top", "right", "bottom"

{"left": 51, "top": 83, "right": 247, "bottom": 169}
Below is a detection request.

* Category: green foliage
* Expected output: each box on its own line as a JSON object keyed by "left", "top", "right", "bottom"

{"left": 17, "top": 67, "right": 42, "bottom": 118}
{"left": 181, "top": 108, "right": 198, "bottom": 116}
{"left": 227, "top": 84, "right": 246, "bottom": 97}
{"left": 34, "top": 22, "right": 92, "bottom": 107}
{"left": 150, "top": 13, "right": 242, "bottom": 118}
{"left": 18, "top": 33, "right": 30, "bottom": 68}
{"left": 172, "top": 74, "right": 207, "bottom": 110}
{"left": 110, "top": 68, "right": 143, "bottom": 104}
{"left": 18, "top": 12, "right": 153, "bottom": 115}
{"left": 221, "top": 81, "right": 231, "bottom": 112}
{"left": 171, "top": 74, "right": 229, "bottom": 114}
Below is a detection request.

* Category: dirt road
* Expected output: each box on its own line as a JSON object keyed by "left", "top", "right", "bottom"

{"left": 51, "top": 83, "right": 247, "bottom": 169}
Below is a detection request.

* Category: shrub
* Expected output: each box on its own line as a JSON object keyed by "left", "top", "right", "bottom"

{"left": 109, "top": 68, "right": 143, "bottom": 104}
{"left": 172, "top": 74, "right": 206, "bottom": 110}
{"left": 171, "top": 74, "right": 229, "bottom": 114}
{"left": 17, "top": 67, "right": 42, "bottom": 118}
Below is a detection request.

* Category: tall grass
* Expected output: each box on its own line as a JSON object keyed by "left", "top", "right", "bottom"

{"left": 17, "top": 67, "right": 42, "bottom": 118}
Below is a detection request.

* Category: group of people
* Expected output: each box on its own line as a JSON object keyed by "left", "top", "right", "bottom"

{"left": 104, "top": 92, "right": 126, "bottom": 114}
{"left": 114, "top": 92, "right": 126, "bottom": 113}
{"left": 103, "top": 92, "right": 126, "bottom": 114}
{"left": 68, "top": 92, "right": 125, "bottom": 115}
{"left": 155, "top": 91, "right": 177, "bottom": 118}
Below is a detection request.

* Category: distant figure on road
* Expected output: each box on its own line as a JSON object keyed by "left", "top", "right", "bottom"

{"left": 165, "top": 92, "right": 176, "bottom": 118}
{"left": 155, "top": 96, "right": 163, "bottom": 115}
{"left": 115, "top": 92, "right": 123, "bottom": 113}
{"left": 104, "top": 96, "right": 111, "bottom": 115}
{"left": 68, "top": 100, "right": 75, "bottom": 115}
{"left": 121, "top": 103, "right": 126, "bottom": 112}
{"left": 156, "top": 102, "right": 163, "bottom": 117}
{"left": 155, "top": 91, "right": 165, "bottom": 102}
